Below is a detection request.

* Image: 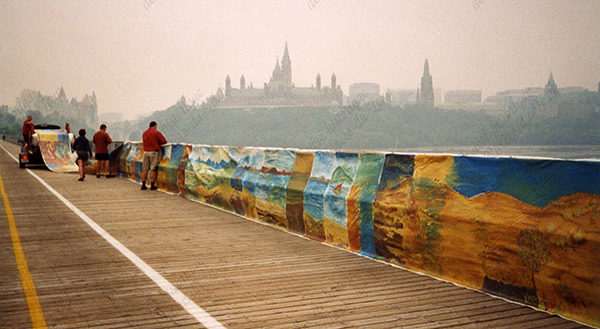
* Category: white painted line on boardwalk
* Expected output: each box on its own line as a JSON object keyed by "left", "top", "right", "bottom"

{"left": 1, "top": 145, "right": 226, "bottom": 329}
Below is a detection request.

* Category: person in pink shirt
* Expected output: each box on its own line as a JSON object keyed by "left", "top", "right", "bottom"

{"left": 93, "top": 124, "right": 113, "bottom": 178}
{"left": 140, "top": 121, "right": 167, "bottom": 190}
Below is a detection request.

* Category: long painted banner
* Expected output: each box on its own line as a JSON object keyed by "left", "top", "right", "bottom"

{"left": 36, "top": 129, "right": 78, "bottom": 172}
{"left": 114, "top": 142, "right": 600, "bottom": 327}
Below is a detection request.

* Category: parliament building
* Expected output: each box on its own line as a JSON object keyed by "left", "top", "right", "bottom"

{"left": 220, "top": 43, "right": 343, "bottom": 108}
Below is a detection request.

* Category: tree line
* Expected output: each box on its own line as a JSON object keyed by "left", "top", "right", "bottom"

{"left": 4, "top": 90, "right": 599, "bottom": 152}
{"left": 132, "top": 94, "right": 600, "bottom": 152}
{"left": 0, "top": 106, "right": 95, "bottom": 139}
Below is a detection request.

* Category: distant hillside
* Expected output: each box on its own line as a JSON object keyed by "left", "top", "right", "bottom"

{"left": 128, "top": 93, "right": 600, "bottom": 152}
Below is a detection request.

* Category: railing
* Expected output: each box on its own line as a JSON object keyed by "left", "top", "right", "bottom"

{"left": 112, "top": 142, "right": 600, "bottom": 328}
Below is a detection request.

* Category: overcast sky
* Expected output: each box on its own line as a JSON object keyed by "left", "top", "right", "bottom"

{"left": 1, "top": 0, "right": 599, "bottom": 119}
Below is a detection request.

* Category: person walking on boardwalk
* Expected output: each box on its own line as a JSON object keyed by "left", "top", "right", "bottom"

{"left": 140, "top": 121, "right": 167, "bottom": 190}
{"left": 93, "top": 124, "right": 113, "bottom": 178}
{"left": 73, "top": 129, "right": 93, "bottom": 181}
{"left": 22, "top": 115, "right": 34, "bottom": 153}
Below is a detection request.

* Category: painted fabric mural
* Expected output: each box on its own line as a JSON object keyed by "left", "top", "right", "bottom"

{"left": 125, "top": 142, "right": 143, "bottom": 182}
{"left": 115, "top": 142, "right": 132, "bottom": 178}
{"left": 36, "top": 130, "right": 78, "bottom": 172}
{"left": 228, "top": 147, "right": 264, "bottom": 219}
{"left": 373, "top": 154, "right": 600, "bottom": 326}
{"left": 285, "top": 151, "right": 313, "bottom": 234}
{"left": 177, "top": 144, "right": 193, "bottom": 197}
{"left": 255, "top": 149, "right": 296, "bottom": 228}
{"left": 156, "top": 144, "right": 184, "bottom": 194}
{"left": 115, "top": 142, "right": 600, "bottom": 327}
{"left": 373, "top": 154, "right": 415, "bottom": 263}
{"left": 85, "top": 142, "right": 124, "bottom": 175}
{"left": 323, "top": 152, "right": 359, "bottom": 248}
{"left": 304, "top": 151, "right": 336, "bottom": 240}
{"left": 350, "top": 153, "right": 385, "bottom": 255}
{"left": 184, "top": 145, "right": 239, "bottom": 211}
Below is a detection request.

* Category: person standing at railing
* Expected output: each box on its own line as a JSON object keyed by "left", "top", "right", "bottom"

{"left": 73, "top": 129, "right": 93, "bottom": 181}
{"left": 140, "top": 121, "right": 167, "bottom": 190}
{"left": 93, "top": 124, "right": 113, "bottom": 178}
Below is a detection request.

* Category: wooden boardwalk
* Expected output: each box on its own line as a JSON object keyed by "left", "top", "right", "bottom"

{"left": 0, "top": 141, "right": 593, "bottom": 329}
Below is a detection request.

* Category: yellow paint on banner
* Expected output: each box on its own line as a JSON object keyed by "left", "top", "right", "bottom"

{"left": 0, "top": 172, "right": 47, "bottom": 328}
{"left": 36, "top": 130, "right": 58, "bottom": 141}
{"left": 413, "top": 154, "right": 455, "bottom": 185}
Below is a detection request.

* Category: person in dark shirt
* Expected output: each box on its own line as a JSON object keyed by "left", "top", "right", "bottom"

{"left": 93, "top": 124, "right": 113, "bottom": 178}
{"left": 72, "top": 129, "right": 93, "bottom": 181}
{"left": 140, "top": 121, "right": 167, "bottom": 190}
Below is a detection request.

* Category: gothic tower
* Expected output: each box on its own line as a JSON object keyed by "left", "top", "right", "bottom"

{"left": 281, "top": 42, "right": 292, "bottom": 86}
{"left": 545, "top": 72, "right": 559, "bottom": 98}
{"left": 331, "top": 73, "right": 337, "bottom": 90}
{"left": 240, "top": 75, "right": 246, "bottom": 90}
{"left": 58, "top": 87, "right": 68, "bottom": 104}
{"left": 270, "top": 58, "right": 282, "bottom": 83}
{"left": 540, "top": 72, "right": 560, "bottom": 116}
{"left": 225, "top": 75, "right": 231, "bottom": 96}
{"left": 316, "top": 73, "right": 321, "bottom": 90}
{"left": 419, "top": 59, "right": 434, "bottom": 108}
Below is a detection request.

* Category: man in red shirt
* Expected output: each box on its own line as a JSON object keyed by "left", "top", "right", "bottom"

{"left": 93, "top": 124, "right": 113, "bottom": 178}
{"left": 140, "top": 121, "right": 167, "bottom": 190}
{"left": 22, "top": 115, "right": 34, "bottom": 153}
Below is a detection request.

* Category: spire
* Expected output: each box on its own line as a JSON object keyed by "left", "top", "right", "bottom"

{"left": 331, "top": 73, "right": 337, "bottom": 90}
{"left": 225, "top": 75, "right": 231, "bottom": 96}
{"left": 58, "top": 86, "right": 68, "bottom": 103}
{"left": 545, "top": 72, "right": 559, "bottom": 97}
{"left": 283, "top": 42, "right": 290, "bottom": 63}
{"left": 316, "top": 73, "right": 321, "bottom": 90}
{"left": 271, "top": 57, "right": 282, "bottom": 83}
{"left": 281, "top": 42, "right": 292, "bottom": 86}
{"left": 547, "top": 72, "right": 557, "bottom": 88}
{"left": 419, "top": 59, "right": 434, "bottom": 107}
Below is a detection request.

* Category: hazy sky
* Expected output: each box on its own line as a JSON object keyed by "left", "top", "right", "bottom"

{"left": 1, "top": 1, "right": 599, "bottom": 119}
